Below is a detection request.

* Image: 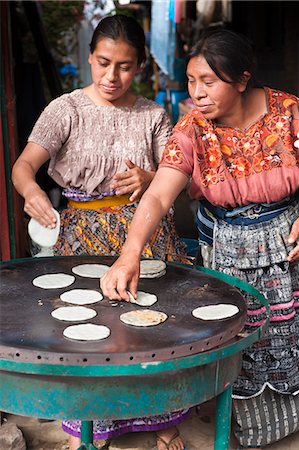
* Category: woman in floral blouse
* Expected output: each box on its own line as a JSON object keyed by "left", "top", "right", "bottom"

{"left": 101, "top": 29, "right": 299, "bottom": 449}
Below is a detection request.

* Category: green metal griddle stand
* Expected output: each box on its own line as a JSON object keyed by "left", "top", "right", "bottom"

{"left": 0, "top": 266, "right": 269, "bottom": 450}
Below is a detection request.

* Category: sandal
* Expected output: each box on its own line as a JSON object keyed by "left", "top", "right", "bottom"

{"left": 156, "top": 429, "right": 186, "bottom": 450}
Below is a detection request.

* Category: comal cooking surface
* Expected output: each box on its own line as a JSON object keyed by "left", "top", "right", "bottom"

{"left": 0, "top": 256, "right": 247, "bottom": 364}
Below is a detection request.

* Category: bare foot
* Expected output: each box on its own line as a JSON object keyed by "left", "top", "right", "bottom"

{"left": 68, "top": 435, "right": 81, "bottom": 450}
{"left": 156, "top": 427, "right": 184, "bottom": 450}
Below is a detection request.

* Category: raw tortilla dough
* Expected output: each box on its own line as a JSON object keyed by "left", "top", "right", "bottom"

{"left": 192, "top": 304, "right": 239, "bottom": 320}
{"left": 28, "top": 208, "right": 60, "bottom": 247}
{"left": 51, "top": 306, "right": 97, "bottom": 321}
{"left": 120, "top": 309, "right": 167, "bottom": 327}
{"left": 71, "top": 264, "right": 109, "bottom": 278}
{"left": 60, "top": 289, "right": 103, "bottom": 305}
{"left": 140, "top": 259, "right": 166, "bottom": 278}
{"left": 32, "top": 273, "right": 75, "bottom": 289}
{"left": 63, "top": 324, "right": 110, "bottom": 341}
{"left": 127, "top": 291, "right": 158, "bottom": 307}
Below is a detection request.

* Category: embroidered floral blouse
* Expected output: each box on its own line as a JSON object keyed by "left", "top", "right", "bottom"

{"left": 160, "top": 88, "right": 299, "bottom": 208}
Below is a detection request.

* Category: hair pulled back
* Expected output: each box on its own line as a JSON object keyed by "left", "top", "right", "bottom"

{"left": 188, "top": 29, "right": 258, "bottom": 89}
{"left": 90, "top": 14, "right": 146, "bottom": 66}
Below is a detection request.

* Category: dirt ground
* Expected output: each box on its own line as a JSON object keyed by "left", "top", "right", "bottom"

{"left": 3, "top": 400, "right": 299, "bottom": 450}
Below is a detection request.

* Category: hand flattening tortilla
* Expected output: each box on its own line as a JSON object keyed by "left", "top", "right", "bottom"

{"left": 120, "top": 309, "right": 168, "bottom": 327}
{"left": 51, "top": 306, "right": 97, "bottom": 321}
{"left": 60, "top": 289, "right": 103, "bottom": 305}
{"left": 63, "top": 324, "right": 110, "bottom": 341}
{"left": 32, "top": 273, "right": 75, "bottom": 289}
{"left": 127, "top": 291, "right": 158, "bottom": 307}
{"left": 139, "top": 259, "right": 166, "bottom": 279}
{"left": 192, "top": 304, "right": 239, "bottom": 320}
{"left": 71, "top": 264, "right": 109, "bottom": 278}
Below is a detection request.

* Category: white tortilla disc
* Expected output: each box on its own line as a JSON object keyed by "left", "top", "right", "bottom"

{"left": 192, "top": 304, "right": 239, "bottom": 320}
{"left": 51, "top": 306, "right": 97, "bottom": 321}
{"left": 33, "top": 273, "right": 75, "bottom": 289}
{"left": 127, "top": 291, "right": 158, "bottom": 307}
{"left": 60, "top": 289, "right": 103, "bottom": 305}
{"left": 63, "top": 324, "right": 110, "bottom": 341}
{"left": 140, "top": 259, "right": 166, "bottom": 278}
{"left": 28, "top": 208, "right": 60, "bottom": 247}
{"left": 71, "top": 264, "right": 109, "bottom": 278}
{"left": 120, "top": 309, "right": 167, "bottom": 327}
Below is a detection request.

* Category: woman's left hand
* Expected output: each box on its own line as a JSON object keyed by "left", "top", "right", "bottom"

{"left": 287, "top": 217, "right": 299, "bottom": 262}
{"left": 111, "top": 159, "right": 155, "bottom": 202}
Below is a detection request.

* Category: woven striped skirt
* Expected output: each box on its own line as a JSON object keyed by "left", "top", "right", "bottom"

{"left": 54, "top": 203, "right": 187, "bottom": 260}
{"left": 213, "top": 201, "right": 299, "bottom": 447}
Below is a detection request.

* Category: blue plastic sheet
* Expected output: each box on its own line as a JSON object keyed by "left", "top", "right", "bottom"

{"left": 150, "top": 0, "right": 176, "bottom": 79}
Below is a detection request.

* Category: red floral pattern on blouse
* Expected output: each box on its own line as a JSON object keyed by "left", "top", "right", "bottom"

{"left": 161, "top": 88, "right": 298, "bottom": 186}
{"left": 162, "top": 139, "right": 184, "bottom": 165}
{"left": 160, "top": 88, "right": 299, "bottom": 206}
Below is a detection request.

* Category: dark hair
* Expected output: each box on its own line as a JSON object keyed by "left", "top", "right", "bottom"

{"left": 90, "top": 14, "right": 146, "bottom": 66}
{"left": 188, "top": 29, "right": 258, "bottom": 89}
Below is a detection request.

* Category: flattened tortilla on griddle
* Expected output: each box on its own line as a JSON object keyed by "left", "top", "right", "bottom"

{"left": 71, "top": 264, "right": 109, "bottom": 278}
{"left": 192, "top": 304, "right": 239, "bottom": 320}
{"left": 120, "top": 309, "right": 168, "bottom": 327}
{"left": 63, "top": 324, "right": 110, "bottom": 341}
{"left": 32, "top": 273, "right": 75, "bottom": 289}
{"left": 127, "top": 291, "right": 158, "bottom": 306}
{"left": 51, "top": 306, "right": 97, "bottom": 321}
{"left": 60, "top": 289, "right": 103, "bottom": 305}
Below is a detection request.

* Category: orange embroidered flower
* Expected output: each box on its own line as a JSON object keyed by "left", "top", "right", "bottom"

{"left": 230, "top": 157, "right": 251, "bottom": 177}
{"left": 283, "top": 98, "right": 296, "bottom": 108}
{"left": 265, "top": 134, "right": 279, "bottom": 148}
{"left": 238, "top": 137, "right": 259, "bottom": 156}
{"left": 163, "top": 142, "right": 184, "bottom": 165}
{"left": 267, "top": 116, "right": 290, "bottom": 134}
{"left": 205, "top": 147, "right": 222, "bottom": 168}
{"left": 221, "top": 144, "right": 232, "bottom": 156}
{"left": 177, "top": 116, "right": 190, "bottom": 129}
{"left": 201, "top": 168, "right": 220, "bottom": 186}
{"left": 280, "top": 152, "right": 296, "bottom": 166}
{"left": 252, "top": 152, "right": 271, "bottom": 172}
{"left": 194, "top": 118, "right": 206, "bottom": 127}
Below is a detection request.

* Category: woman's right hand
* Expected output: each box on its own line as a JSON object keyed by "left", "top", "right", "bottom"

{"left": 24, "top": 185, "right": 57, "bottom": 228}
{"left": 100, "top": 254, "right": 140, "bottom": 301}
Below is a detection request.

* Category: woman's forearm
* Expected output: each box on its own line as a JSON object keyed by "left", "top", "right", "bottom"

{"left": 121, "top": 167, "right": 188, "bottom": 258}
{"left": 12, "top": 159, "right": 41, "bottom": 198}
{"left": 121, "top": 191, "right": 169, "bottom": 258}
{"left": 12, "top": 143, "right": 56, "bottom": 226}
{"left": 100, "top": 167, "right": 188, "bottom": 299}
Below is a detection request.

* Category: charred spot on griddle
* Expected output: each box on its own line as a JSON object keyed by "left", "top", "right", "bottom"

{"left": 187, "top": 285, "right": 216, "bottom": 298}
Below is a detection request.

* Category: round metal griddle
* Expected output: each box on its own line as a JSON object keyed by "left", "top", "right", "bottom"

{"left": 0, "top": 256, "right": 247, "bottom": 365}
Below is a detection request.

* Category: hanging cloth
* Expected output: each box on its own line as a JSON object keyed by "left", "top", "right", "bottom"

{"left": 150, "top": 0, "right": 176, "bottom": 79}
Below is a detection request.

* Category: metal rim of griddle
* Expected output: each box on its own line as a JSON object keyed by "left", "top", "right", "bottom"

{"left": 0, "top": 257, "right": 269, "bottom": 369}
